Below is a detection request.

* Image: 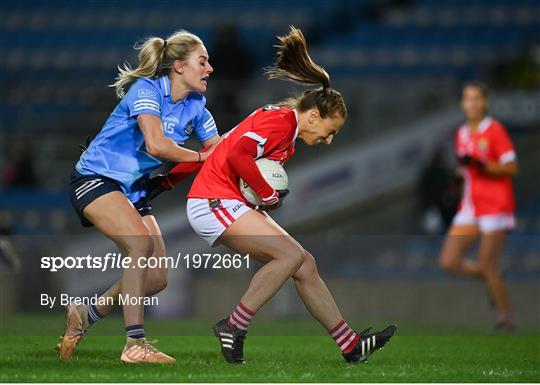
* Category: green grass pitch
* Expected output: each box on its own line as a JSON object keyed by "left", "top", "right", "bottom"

{"left": 0, "top": 314, "right": 538, "bottom": 382}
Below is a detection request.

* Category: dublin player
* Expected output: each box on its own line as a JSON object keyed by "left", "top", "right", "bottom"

{"left": 439, "top": 81, "right": 518, "bottom": 330}
{"left": 58, "top": 30, "right": 219, "bottom": 363}
{"left": 183, "top": 27, "right": 396, "bottom": 364}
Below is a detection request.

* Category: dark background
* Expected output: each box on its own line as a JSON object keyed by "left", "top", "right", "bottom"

{"left": 0, "top": 0, "right": 539, "bottom": 327}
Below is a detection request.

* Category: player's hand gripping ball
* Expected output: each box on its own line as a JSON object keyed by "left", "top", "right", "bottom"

{"left": 239, "top": 158, "right": 289, "bottom": 206}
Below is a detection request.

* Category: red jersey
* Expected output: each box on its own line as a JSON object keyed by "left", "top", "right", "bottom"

{"left": 188, "top": 106, "right": 298, "bottom": 201}
{"left": 455, "top": 116, "right": 516, "bottom": 215}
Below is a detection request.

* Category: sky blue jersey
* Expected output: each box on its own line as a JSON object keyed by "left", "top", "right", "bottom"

{"left": 76, "top": 76, "right": 218, "bottom": 203}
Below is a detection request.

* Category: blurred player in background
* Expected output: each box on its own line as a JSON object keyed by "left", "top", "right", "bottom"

{"left": 180, "top": 27, "right": 396, "bottom": 364}
{"left": 58, "top": 30, "right": 220, "bottom": 363}
{"left": 439, "top": 81, "right": 518, "bottom": 331}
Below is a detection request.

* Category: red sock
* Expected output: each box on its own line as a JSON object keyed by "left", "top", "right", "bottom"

{"left": 497, "top": 308, "right": 513, "bottom": 323}
{"left": 330, "top": 320, "right": 360, "bottom": 354}
{"left": 228, "top": 302, "right": 255, "bottom": 330}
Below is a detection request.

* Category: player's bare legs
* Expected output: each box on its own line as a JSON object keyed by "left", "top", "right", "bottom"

{"left": 221, "top": 210, "right": 342, "bottom": 328}
{"left": 213, "top": 209, "right": 395, "bottom": 364}
{"left": 84, "top": 192, "right": 152, "bottom": 327}
{"left": 477, "top": 230, "right": 513, "bottom": 328}
{"left": 439, "top": 225, "right": 481, "bottom": 278}
{"left": 219, "top": 210, "right": 306, "bottom": 312}
{"left": 259, "top": 213, "right": 343, "bottom": 329}
{"left": 291, "top": 252, "right": 343, "bottom": 328}
{"left": 57, "top": 192, "right": 174, "bottom": 363}
{"left": 439, "top": 224, "right": 513, "bottom": 329}
{"left": 91, "top": 215, "right": 168, "bottom": 318}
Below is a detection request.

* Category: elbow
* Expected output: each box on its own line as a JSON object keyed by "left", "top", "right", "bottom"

{"left": 146, "top": 142, "right": 162, "bottom": 158}
{"left": 510, "top": 164, "right": 518, "bottom": 177}
{"left": 506, "top": 161, "right": 518, "bottom": 177}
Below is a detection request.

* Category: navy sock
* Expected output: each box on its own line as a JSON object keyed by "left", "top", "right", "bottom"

{"left": 87, "top": 304, "right": 104, "bottom": 325}
{"left": 125, "top": 324, "right": 145, "bottom": 339}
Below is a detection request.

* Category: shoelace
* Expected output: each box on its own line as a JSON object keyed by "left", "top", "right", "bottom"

{"left": 140, "top": 339, "right": 160, "bottom": 359}
{"left": 69, "top": 320, "right": 86, "bottom": 339}
{"left": 57, "top": 321, "right": 86, "bottom": 350}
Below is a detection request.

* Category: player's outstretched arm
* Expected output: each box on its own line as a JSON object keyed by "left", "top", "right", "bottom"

{"left": 145, "top": 145, "right": 216, "bottom": 200}
{"left": 200, "top": 135, "right": 221, "bottom": 157}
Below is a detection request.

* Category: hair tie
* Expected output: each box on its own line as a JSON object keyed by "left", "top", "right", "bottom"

{"left": 157, "top": 39, "right": 168, "bottom": 76}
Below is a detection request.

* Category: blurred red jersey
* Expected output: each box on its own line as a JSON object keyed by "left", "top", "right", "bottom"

{"left": 455, "top": 116, "right": 516, "bottom": 215}
{"left": 188, "top": 106, "right": 298, "bottom": 201}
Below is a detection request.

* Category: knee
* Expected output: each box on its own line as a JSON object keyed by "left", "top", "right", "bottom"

{"left": 152, "top": 237, "right": 166, "bottom": 260}
{"left": 291, "top": 248, "right": 308, "bottom": 273}
{"left": 478, "top": 261, "right": 497, "bottom": 279}
{"left": 279, "top": 247, "right": 306, "bottom": 276}
{"left": 439, "top": 255, "right": 457, "bottom": 273}
{"left": 293, "top": 252, "right": 319, "bottom": 282}
{"left": 146, "top": 272, "right": 168, "bottom": 295}
{"left": 122, "top": 234, "right": 155, "bottom": 260}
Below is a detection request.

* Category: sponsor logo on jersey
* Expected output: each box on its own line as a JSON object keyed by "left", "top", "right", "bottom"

{"left": 138, "top": 89, "right": 157, "bottom": 98}
{"left": 163, "top": 116, "right": 179, "bottom": 124}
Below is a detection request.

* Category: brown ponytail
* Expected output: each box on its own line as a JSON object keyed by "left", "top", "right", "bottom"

{"left": 265, "top": 26, "right": 330, "bottom": 88}
{"left": 266, "top": 26, "right": 346, "bottom": 119}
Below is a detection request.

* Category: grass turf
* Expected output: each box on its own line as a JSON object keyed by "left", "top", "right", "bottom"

{"left": 0, "top": 315, "right": 539, "bottom": 382}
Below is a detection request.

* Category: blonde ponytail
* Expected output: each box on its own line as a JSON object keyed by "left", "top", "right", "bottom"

{"left": 110, "top": 30, "right": 203, "bottom": 98}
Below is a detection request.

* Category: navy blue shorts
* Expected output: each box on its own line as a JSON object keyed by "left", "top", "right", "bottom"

{"left": 69, "top": 170, "right": 154, "bottom": 227}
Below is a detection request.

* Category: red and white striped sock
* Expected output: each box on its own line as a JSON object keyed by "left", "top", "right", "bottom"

{"left": 330, "top": 320, "right": 360, "bottom": 354}
{"left": 228, "top": 302, "right": 255, "bottom": 331}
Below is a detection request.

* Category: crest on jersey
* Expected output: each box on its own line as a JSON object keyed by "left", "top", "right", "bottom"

{"left": 478, "top": 138, "right": 489, "bottom": 151}
{"left": 184, "top": 121, "right": 194, "bottom": 135}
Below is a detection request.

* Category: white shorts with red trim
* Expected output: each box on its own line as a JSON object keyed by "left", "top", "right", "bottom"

{"left": 452, "top": 209, "right": 515, "bottom": 232}
{"left": 187, "top": 198, "right": 252, "bottom": 246}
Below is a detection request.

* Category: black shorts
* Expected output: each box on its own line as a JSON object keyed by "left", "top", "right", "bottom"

{"left": 69, "top": 170, "right": 154, "bottom": 227}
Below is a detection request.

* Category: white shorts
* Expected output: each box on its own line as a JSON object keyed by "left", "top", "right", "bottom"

{"left": 187, "top": 198, "right": 252, "bottom": 246}
{"left": 452, "top": 209, "right": 515, "bottom": 232}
